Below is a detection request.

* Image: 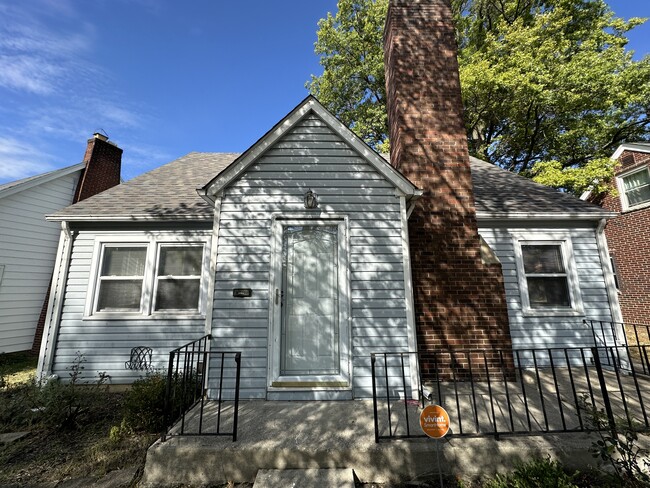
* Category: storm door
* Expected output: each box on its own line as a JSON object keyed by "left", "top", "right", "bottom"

{"left": 269, "top": 220, "right": 349, "bottom": 387}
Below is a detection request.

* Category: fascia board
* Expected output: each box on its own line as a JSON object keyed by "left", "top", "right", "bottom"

{"left": 0, "top": 163, "right": 85, "bottom": 200}
{"left": 612, "top": 143, "right": 650, "bottom": 160}
{"left": 476, "top": 211, "right": 618, "bottom": 221}
{"left": 46, "top": 214, "right": 213, "bottom": 222}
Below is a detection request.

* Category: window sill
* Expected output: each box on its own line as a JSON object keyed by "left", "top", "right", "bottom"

{"left": 521, "top": 308, "right": 583, "bottom": 318}
{"left": 621, "top": 200, "right": 650, "bottom": 213}
{"left": 83, "top": 312, "right": 205, "bottom": 321}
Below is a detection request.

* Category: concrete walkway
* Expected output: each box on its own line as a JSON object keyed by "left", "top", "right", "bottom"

{"left": 141, "top": 400, "right": 607, "bottom": 486}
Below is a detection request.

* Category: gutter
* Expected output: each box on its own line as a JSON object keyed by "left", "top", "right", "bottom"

{"left": 37, "top": 222, "right": 73, "bottom": 381}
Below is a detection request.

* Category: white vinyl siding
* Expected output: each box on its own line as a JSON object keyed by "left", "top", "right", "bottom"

{"left": 49, "top": 229, "right": 210, "bottom": 383}
{"left": 479, "top": 221, "right": 615, "bottom": 350}
{"left": 0, "top": 171, "right": 80, "bottom": 353}
{"left": 212, "top": 113, "right": 410, "bottom": 400}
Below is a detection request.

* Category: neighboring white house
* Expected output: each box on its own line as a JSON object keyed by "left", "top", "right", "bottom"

{"left": 0, "top": 134, "right": 122, "bottom": 354}
{"left": 0, "top": 164, "right": 84, "bottom": 354}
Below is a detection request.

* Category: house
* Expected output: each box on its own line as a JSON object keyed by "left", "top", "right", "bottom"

{"left": 591, "top": 142, "right": 650, "bottom": 326}
{"left": 36, "top": 0, "right": 621, "bottom": 399}
{"left": 0, "top": 134, "right": 121, "bottom": 354}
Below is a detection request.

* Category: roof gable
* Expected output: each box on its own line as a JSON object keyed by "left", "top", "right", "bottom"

{"left": 0, "top": 163, "right": 84, "bottom": 201}
{"left": 200, "top": 96, "right": 420, "bottom": 201}
{"left": 612, "top": 142, "right": 650, "bottom": 160}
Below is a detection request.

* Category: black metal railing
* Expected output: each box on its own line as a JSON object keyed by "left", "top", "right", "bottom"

{"left": 585, "top": 319, "right": 650, "bottom": 374}
{"left": 161, "top": 335, "right": 241, "bottom": 441}
{"left": 371, "top": 346, "right": 650, "bottom": 442}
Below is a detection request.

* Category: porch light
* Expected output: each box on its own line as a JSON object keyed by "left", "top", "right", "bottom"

{"left": 304, "top": 189, "right": 318, "bottom": 209}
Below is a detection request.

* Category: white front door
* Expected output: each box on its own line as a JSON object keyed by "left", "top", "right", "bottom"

{"left": 269, "top": 220, "right": 349, "bottom": 388}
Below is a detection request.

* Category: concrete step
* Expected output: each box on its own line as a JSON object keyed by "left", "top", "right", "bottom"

{"left": 253, "top": 469, "right": 355, "bottom": 488}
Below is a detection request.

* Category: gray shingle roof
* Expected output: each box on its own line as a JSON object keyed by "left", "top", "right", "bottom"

{"left": 50, "top": 153, "right": 237, "bottom": 220}
{"left": 49, "top": 152, "right": 611, "bottom": 221}
{"left": 469, "top": 157, "right": 609, "bottom": 217}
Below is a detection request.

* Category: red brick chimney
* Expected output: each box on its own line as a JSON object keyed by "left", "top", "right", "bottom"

{"left": 384, "top": 0, "right": 513, "bottom": 377}
{"left": 32, "top": 134, "right": 122, "bottom": 354}
{"left": 74, "top": 133, "right": 122, "bottom": 202}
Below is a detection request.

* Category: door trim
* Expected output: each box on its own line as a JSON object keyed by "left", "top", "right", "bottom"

{"left": 267, "top": 215, "right": 351, "bottom": 391}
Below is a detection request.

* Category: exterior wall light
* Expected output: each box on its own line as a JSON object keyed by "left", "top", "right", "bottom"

{"left": 304, "top": 189, "right": 318, "bottom": 209}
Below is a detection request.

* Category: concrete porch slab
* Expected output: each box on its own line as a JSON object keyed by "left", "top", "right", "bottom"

{"left": 253, "top": 468, "right": 355, "bottom": 488}
{"left": 141, "top": 400, "right": 607, "bottom": 487}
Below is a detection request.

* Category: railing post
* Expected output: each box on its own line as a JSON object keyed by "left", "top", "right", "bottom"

{"left": 233, "top": 353, "right": 241, "bottom": 442}
{"left": 592, "top": 347, "right": 617, "bottom": 437}
{"left": 371, "top": 354, "right": 379, "bottom": 443}
{"left": 162, "top": 350, "right": 176, "bottom": 442}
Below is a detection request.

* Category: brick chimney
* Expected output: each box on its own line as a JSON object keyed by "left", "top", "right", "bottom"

{"left": 74, "top": 133, "right": 122, "bottom": 202}
{"left": 32, "top": 134, "right": 122, "bottom": 354}
{"left": 384, "top": 0, "right": 513, "bottom": 378}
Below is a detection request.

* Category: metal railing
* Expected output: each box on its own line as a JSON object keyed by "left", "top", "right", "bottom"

{"left": 585, "top": 319, "right": 650, "bottom": 374}
{"left": 371, "top": 346, "right": 650, "bottom": 442}
{"left": 161, "top": 335, "right": 241, "bottom": 441}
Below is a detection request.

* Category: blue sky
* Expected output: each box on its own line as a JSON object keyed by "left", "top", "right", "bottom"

{"left": 0, "top": 0, "right": 647, "bottom": 184}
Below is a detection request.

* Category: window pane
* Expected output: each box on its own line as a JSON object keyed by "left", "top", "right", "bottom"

{"left": 623, "top": 170, "right": 650, "bottom": 191}
{"left": 155, "top": 279, "right": 200, "bottom": 310}
{"left": 101, "top": 247, "right": 146, "bottom": 276}
{"left": 626, "top": 185, "right": 650, "bottom": 206}
{"left": 97, "top": 280, "right": 143, "bottom": 311}
{"left": 159, "top": 247, "right": 202, "bottom": 276}
{"left": 527, "top": 277, "right": 570, "bottom": 308}
{"left": 522, "top": 245, "right": 564, "bottom": 274}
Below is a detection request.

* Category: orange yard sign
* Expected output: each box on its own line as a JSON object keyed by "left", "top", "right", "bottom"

{"left": 420, "top": 405, "right": 450, "bottom": 439}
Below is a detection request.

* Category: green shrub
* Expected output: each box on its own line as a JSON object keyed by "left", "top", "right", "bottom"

{"left": 36, "top": 352, "right": 109, "bottom": 430}
{"left": 484, "top": 457, "right": 579, "bottom": 488}
{"left": 121, "top": 373, "right": 167, "bottom": 433}
{"left": 119, "top": 370, "right": 202, "bottom": 434}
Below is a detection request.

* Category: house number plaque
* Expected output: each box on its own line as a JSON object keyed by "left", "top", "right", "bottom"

{"left": 232, "top": 288, "right": 253, "bottom": 298}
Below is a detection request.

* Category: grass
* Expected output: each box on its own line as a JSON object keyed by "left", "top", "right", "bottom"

{"left": 0, "top": 351, "right": 37, "bottom": 386}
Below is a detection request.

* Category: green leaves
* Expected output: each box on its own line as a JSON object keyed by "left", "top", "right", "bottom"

{"left": 308, "top": 0, "right": 650, "bottom": 196}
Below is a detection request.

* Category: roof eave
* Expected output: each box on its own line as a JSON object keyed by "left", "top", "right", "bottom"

{"left": 46, "top": 214, "right": 213, "bottom": 222}
{"left": 476, "top": 211, "right": 618, "bottom": 221}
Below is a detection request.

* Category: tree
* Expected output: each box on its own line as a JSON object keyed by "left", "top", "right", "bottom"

{"left": 307, "top": 0, "right": 650, "bottom": 195}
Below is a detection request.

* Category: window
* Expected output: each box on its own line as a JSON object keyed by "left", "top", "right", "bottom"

{"left": 514, "top": 235, "right": 582, "bottom": 315}
{"left": 521, "top": 245, "right": 570, "bottom": 308}
{"left": 96, "top": 246, "right": 147, "bottom": 312}
{"left": 619, "top": 166, "right": 650, "bottom": 210}
{"left": 154, "top": 246, "right": 203, "bottom": 312}
{"left": 88, "top": 235, "right": 209, "bottom": 317}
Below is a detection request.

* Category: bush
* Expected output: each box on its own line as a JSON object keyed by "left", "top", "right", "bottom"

{"left": 484, "top": 457, "right": 579, "bottom": 488}
{"left": 37, "top": 352, "right": 109, "bottom": 430}
{"left": 121, "top": 373, "right": 167, "bottom": 433}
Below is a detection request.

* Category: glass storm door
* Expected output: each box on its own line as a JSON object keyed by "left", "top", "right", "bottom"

{"left": 270, "top": 221, "right": 349, "bottom": 387}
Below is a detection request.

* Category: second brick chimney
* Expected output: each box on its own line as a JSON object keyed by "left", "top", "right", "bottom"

{"left": 384, "top": 0, "right": 513, "bottom": 377}
{"left": 32, "top": 133, "right": 122, "bottom": 354}
{"left": 74, "top": 133, "right": 123, "bottom": 202}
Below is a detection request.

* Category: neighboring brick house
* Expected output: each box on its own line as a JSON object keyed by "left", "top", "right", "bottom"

{"left": 0, "top": 133, "right": 121, "bottom": 354}
{"left": 594, "top": 143, "right": 650, "bottom": 325}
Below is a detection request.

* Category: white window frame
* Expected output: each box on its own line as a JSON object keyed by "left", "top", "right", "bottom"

{"left": 617, "top": 165, "right": 650, "bottom": 212}
{"left": 151, "top": 243, "right": 206, "bottom": 313}
{"left": 85, "top": 232, "right": 211, "bottom": 320}
{"left": 512, "top": 232, "right": 583, "bottom": 317}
